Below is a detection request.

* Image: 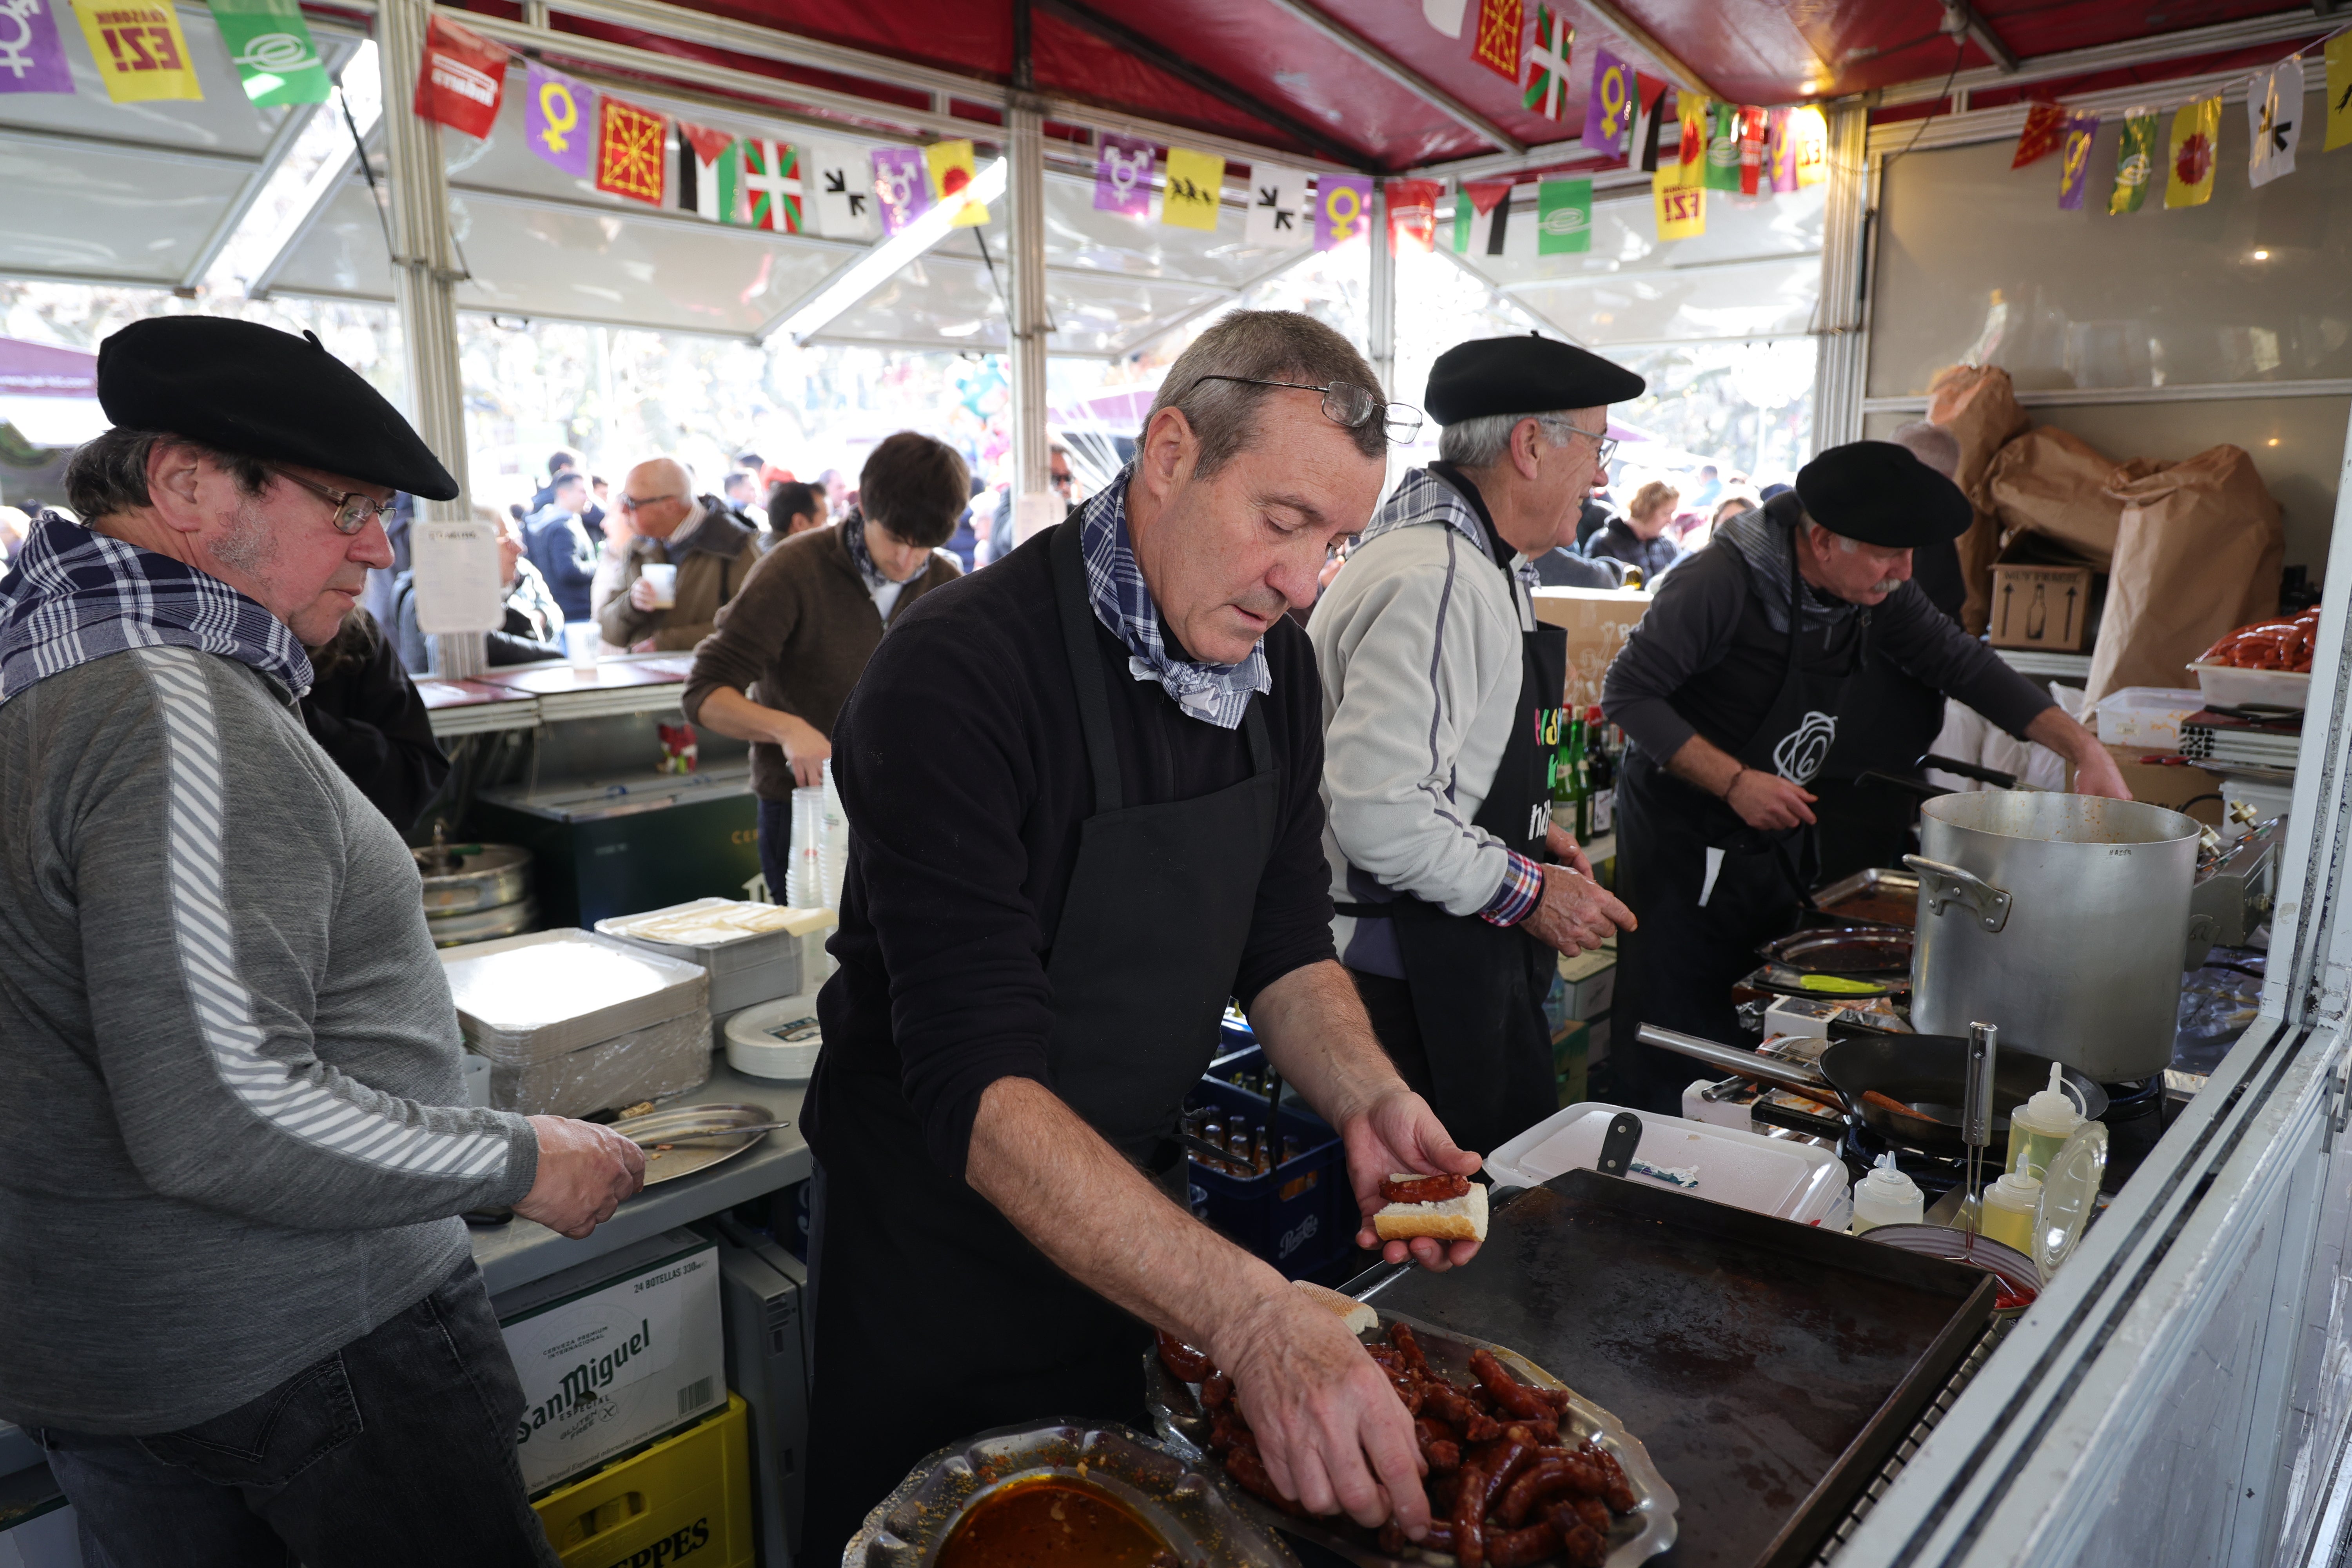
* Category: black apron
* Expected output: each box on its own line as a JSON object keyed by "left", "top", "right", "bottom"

{"left": 1339, "top": 494, "right": 1565, "bottom": 1160}
{"left": 1612, "top": 534, "right": 1860, "bottom": 1113}
{"left": 799, "top": 519, "right": 1282, "bottom": 1563}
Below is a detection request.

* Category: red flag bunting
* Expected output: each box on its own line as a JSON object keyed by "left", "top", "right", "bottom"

{"left": 595, "top": 96, "right": 668, "bottom": 205}
{"left": 1468, "top": 0, "right": 1521, "bottom": 83}
{"left": 413, "top": 14, "right": 505, "bottom": 139}
{"left": 1386, "top": 178, "right": 1443, "bottom": 254}
{"left": 2011, "top": 102, "right": 2066, "bottom": 168}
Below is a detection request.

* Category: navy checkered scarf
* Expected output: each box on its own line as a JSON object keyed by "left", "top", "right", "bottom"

{"left": 1080, "top": 466, "right": 1269, "bottom": 730}
{"left": 0, "top": 513, "right": 312, "bottom": 706}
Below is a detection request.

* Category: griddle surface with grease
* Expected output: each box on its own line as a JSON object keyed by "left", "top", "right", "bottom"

{"left": 1347, "top": 1169, "right": 1994, "bottom": 1568}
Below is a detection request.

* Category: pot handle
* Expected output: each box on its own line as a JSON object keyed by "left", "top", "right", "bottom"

{"left": 1904, "top": 855, "right": 2014, "bottom": 934}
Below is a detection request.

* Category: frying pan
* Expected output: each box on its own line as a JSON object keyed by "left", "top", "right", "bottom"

{"left": 1635, "top": 1026, "right": 2108, "bottom": 1158}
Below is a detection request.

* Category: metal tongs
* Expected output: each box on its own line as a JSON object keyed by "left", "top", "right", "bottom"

{"left": 1958, "top": 1022, "right": 1997, "bottom": 1236}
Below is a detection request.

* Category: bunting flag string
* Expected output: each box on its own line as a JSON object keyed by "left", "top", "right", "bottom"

{"left": 1467, "top": 0, "right": 1520, "bottom": 83}
{"left": 69, "top": 0, "right": 200, "bottom": 101}
{"left": 674, "top": 122, "right": 741, "bottom": 224}
{"left": 1315, "top": 173, "right": 1372, "bottom": 250}
{"left": 1535, "top": 176, "right": 1591, "bottom": 254}
{"left": 1160, "top": 145, "right": 1223, "bottom": 230}
{"left": 803, "top": 141, "right": 875, "bottom": 240}
{"left": 1093, "top": 132, "right": 1154, "bottom": 216}
{"left": 2248, "top": 60, "right": 2300, "bottom": 186}
{"left": 2011, "top": 101, "right": 2066, "bottom": 167}
{"left": 2056, "top": 113, "right": 2098, "bottom": 210}
{"left": 525, "top": 61, "right": 597, "bottom": 179}
{"left": 594, "top": 95, "right": 667, "bottom": 205}
{"left": 1245, "top": 163, "right": 1312, "bottom": 248}
{"left": 2163, "top": 96, "right": 2220, "bottom": 207}
{"left": 1521, "top": 4, "right": 1571, "bottom": 124}
{"left": 209, "top": 0, "right": 328, "bottom": 105}
{"left": 1581, "top": 47, "right": 1631, "bottom": 158}
{"left": 2109, "top": 109, "right": 2157, "bottom": 214}
{"left": 0, "top": 0, "right": 76, "bottom": 93}
{"left": 1387, "top": 178, "right": 1442, "bottom": 253}
{"left": 1452, "top": 178, "right": 1513, "bottom": 255}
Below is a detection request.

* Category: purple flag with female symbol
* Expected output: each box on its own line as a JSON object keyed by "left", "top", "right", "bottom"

{"left": 871, "top": 146, "right": 932, "bottom": 236}
{"left": 1581, "top": 48, "right": 1633, "bottom": 157}
{"left": 1313, "top": 173, "right": 1372, "bottom": 250}
{"left": 2057, "top": 113, "right": 2100, "bottom": 210}
{"left": 0, "top": 0, "right": 77, "bottom": 94}
{"left": 1093, "top": 132, "right": 1155, "bottom": 216}
{"left": 525, "top": 62, "right": 599, "bottom": 178}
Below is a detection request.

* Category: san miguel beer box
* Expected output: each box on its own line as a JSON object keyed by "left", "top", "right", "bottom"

{"left": 1531, "top": 586, "right": 1653, "bottom": 711}
{"left": 1988, "top": 563, "right": 2096, "bottom": 652}
{"left": 494, "top": 1227, "right": 727, "bottom": 1494}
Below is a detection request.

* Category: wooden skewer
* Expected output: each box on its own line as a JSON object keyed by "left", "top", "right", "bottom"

{"left": 1862, "top": 1090, "right": 1939, "bottom": 1124}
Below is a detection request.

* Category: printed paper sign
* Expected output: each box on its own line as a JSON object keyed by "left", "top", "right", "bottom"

{"left": 409, "top": 519, "right": 504, "bottom": 635}
{"left": 525, "top": 62, "right": 597, "bottom": 179}
{"left": 1161, "top": 146, "right": 1223, "bottom": 230}
{"left": 412, "top": 13, "right": 503, "bottom": 138}
{"left": 1094, "top": 132, "right": 1154, "bottom": 216}
{"left": 1244, "top": 162, "right": 1311, "bottom": 248}
{"left": 1314, "top": 173, "right": 1372, "bottom": 250}
{"left": 595, "top": 96, "right": 668, "bottom": 205}
{"left": 0, "top": 0, "right": 76, "bottom": 94}
{"left": 871, "top": 146, "right": 931, "bottom": 235}
{"left": 209, "top": 0, "right": 328, "bottom": 105}
{"left": 926, "top": 138, "right": 988, "bottom": 226}
{"left": 803, "top": 140, "right": 877, "bottom": 240}
{"left": 69, "top": 0, "right": 200, "bottom": 102}
{"left": 1536, "top": 176, "right": 1591, "bottom": 254}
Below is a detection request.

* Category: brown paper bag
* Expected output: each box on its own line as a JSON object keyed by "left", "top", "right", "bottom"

{"left": 1925, "top": 364, "right": 2031, "bottom": 634}
{"left": 1985, "top": 427, "right": 2131, "bottom": 569}
{"left": 2083, "top": 445, "right": 2283, "bottom": 703}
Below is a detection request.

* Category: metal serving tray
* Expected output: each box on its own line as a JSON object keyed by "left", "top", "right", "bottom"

{"left": 1147, "top": 1309, "right": 1677, "bottom": 1568}
{"left": 1347, "top": 1170, "right": 1996, "bottom": 1568}
{"left": 1809, "top": 867, "right": 1919, "bottom": 928}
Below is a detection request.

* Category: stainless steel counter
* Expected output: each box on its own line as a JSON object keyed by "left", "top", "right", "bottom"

{"left": 468, "top": 1060, "right": 811, "bottom": 1295}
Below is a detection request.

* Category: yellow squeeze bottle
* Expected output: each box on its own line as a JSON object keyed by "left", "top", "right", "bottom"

{"left": 2005, "top": 1062, "right": 2087, "bottom": 1180}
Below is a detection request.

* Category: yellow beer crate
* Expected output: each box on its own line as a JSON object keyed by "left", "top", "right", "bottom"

{"left": 534, "top": 1394, "right": 753, "bottom": 1568}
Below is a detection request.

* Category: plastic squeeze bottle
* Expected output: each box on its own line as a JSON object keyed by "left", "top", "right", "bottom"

{"left": 2005, "top": 1062, "right": 2089, "bottom": 1180}
{"left": 1850, "top": 1152, "right": 1924, "bottom": 1234}
{"left": 1981, "top": 1170, "right": 2043, "bottom": 1254}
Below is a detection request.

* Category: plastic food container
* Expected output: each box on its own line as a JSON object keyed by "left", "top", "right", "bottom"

{"left": 1486, "top": 1102, "right": 1849, "bottom": 1225}
{"left": 442, "top": 929, "right": 709, "bottom": 1063}
{"left": 2094, "top": 686, "right": 2205, "bottom": 748}
{"left": 596, "top": 898, "right": 824, "bottom": 1014}
{"left": 474, "top": 1011, "right": 713, "bottom": 1118}
{"left": 2188, "top": 661, "right": 2310, "bottom": 711}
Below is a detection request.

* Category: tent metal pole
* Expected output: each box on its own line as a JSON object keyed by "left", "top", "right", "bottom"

{"left": 1367, "top": 183, "right": 1396, "bottom": 402}
{"left": 377, "top": 0, "right": 484, "bottom": 677}
{"left": 1809, "top": 100, "right": 1870, "bottom": 455}
{"left": 1007, "top": 0, "right": 1053, "bottom": 538}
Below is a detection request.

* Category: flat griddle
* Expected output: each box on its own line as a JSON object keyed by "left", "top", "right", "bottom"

{"left": 1344, "top": 1170, "right": 1996, "bottom": 1568}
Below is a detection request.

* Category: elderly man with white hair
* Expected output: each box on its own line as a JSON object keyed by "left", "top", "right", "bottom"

{"left": 1599, "top": 439, "right": 2129, "bottom": 1113}
{"left": 596, "top": 455, "right": 762, "bottom": 651}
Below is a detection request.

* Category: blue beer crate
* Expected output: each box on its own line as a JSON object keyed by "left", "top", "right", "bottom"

{"left": 1184, "top": 1045, "right": 1352, "bottom": 1278}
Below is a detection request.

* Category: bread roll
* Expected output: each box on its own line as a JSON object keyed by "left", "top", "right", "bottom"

{"left": 1292, "top": 1279, "right": 1377, "bottom": 1336}
{"left": 1372, "top": 1180, "right": 1488, "bottom": 1244}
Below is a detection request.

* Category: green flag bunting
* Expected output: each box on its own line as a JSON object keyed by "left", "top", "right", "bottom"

{"left": 209, "top": 0, "right": 330, "bottom": 104}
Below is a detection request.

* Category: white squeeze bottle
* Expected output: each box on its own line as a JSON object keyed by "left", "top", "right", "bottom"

{"left": 1981, "top": 1171, "right": 2043, "bottom": 1254}
{"left": 1850, "top": 1152, "right": 1924, "bottom": 1234}
{"left": 2005, "top": 1062, "right": 2088, "bottom": 1180}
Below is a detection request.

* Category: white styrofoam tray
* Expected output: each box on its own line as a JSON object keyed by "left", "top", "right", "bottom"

{"left": 1486, "top": 1102, "right": 1847, "bottom": 1224}
{"left": 2188, "top": 661, "right": 2309, "bottom": 712}
{"left": 441, "top": 928, "right": 708, "bottom": 1064}
{"left": 595, "top": 897, "right": 824, "bottom": 978}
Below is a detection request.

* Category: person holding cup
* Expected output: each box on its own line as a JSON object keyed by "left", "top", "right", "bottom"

{"left": 594, "top": 457, "right": 761, "bottom": 652}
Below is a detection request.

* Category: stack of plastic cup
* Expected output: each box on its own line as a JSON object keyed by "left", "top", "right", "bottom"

{"left": 818, "top": 761, "right": 850, "bottom": 910}
{"left": 786, "top": 785, "right": 826, "bottom": 909}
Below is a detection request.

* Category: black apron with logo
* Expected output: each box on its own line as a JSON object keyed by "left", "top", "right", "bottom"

{"left": 1611, "top": 535, "right": 1861, "bottom": 1112}
{"left": 1339, "top": 496, "right": 1566, "bottom": 1160}
{"left": 799, "top": 519, "right": 1282, "bottom": 1563}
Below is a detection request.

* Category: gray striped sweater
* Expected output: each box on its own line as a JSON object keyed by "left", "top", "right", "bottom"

{"left": 0, "top": 645, "right": 537, "bottom": 1433}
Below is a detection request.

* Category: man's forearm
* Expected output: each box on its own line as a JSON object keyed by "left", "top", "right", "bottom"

{"left": 1664, "top": 733, "right": 1742, "bottom": 799}
{"left": 2024, "top": 705, "right": 2099, "bottom": 769}
{"left": 695, "top": 685, "right": 787, "bottom": 745}
{"left": 1245, "top": 960, "right": 1407, "bottom": 1133}
{"left": 965, "top": 1076, "right": 1287, "bottom": 1352}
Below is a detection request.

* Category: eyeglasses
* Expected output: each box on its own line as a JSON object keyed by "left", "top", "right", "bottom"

{"left": 1049, "top": 470, "right": 1074, "bottom": 491}
{"left": 268, "top": 467, "right": 396, "bottom": 535}
{"left": 1542, "top": 417, "right": 1618, "bottom": 466}
{"left": 618, "top": 493, "right": 681, "bottom": 512}
{"left": 1188, "top": 376, "right": 1425, "bottom": 444}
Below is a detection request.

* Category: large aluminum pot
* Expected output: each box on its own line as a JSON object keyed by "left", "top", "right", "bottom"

{"left": 1908, "top": 791, "right": 2209, "bottom": 1083}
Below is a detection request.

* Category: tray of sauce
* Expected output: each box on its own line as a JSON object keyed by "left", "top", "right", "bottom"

{"left": 847, "top": 1419, "right": 1296, "bottom": 1568}
{"left": 1809, "top": 867, "right": 1918, "bottom": 928}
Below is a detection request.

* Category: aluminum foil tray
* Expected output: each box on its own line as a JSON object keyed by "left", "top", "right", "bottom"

{"left": 1147, "top": 1309, "right": 1677, "bottom": 1568}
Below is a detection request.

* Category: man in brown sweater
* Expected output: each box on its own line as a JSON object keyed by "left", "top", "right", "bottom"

{"left": 684, "top": 432, "right": 967, "bottom": 898}
{"left": 597, "top": 457, "right": 761, "bottom": 651}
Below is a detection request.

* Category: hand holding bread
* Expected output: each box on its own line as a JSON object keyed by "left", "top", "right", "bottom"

{"left": 1341, "top": 1088, "right": 1485, "bottom": 1271}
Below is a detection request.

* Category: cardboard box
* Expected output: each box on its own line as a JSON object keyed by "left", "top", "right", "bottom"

{"left": 495, "top": 1227, "right": 728, "bottom": 1495}
{"left": 1987, "top": 563, "right": 2095, "bottom": 651}
{"left": 2065, "top": 743, "right": 2227, "bottom": 829}
{"left": 1531, "top": 586, "right": 1652, "bottom": 711}
{"left": 1550, "top": 1020, "right": 1589, "bottom": 1110}
{"left": 1556, "top": 947, "right": 1617, "bottom": 1020}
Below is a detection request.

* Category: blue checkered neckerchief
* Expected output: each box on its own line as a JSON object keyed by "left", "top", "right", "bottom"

{"left": 1080, "top": 466, "right": 1270, "bottom": 730}
{"left": 1359, "top": 465, "right": 1545, "bottom": 597}
{"left": 0, "top": 512, "right": 312, "bottom": 706}
{"left": 839, "top": 510, "right": 891, "bottom": 593}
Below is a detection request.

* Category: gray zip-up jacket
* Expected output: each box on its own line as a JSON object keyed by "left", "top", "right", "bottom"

{"left": 0, "top": 646, "right": 539, "bottom": 1434}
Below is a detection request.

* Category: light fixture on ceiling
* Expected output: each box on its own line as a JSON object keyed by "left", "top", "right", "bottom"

{"left": 2252, "top": 249, "right": 2270, "bottom": 261}
{"left": 770, "top": 159, "right": 1011, "bottom": 344}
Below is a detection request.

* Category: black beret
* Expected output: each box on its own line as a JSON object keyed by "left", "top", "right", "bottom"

{"left": 1794, "top": 440, "right": 1972, "bottom": 548}
{"left": 1424, "top": 332, "right": 1646, "bottom": 427}
{"left": 96, "top": 317, "right": 459, "bottom": 501}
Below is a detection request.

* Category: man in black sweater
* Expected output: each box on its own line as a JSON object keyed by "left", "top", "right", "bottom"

{"left": 800, "top": 312, "right": 1485, "bottom": 1560}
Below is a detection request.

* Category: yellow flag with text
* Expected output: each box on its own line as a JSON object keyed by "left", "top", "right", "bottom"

{"left": 2163, "top": 97, "right": 2220, "bottom": 209}
{"left": 1653, "top": 91, "right": 1707, "bottom": 239}
{"left": 924, "top": 139, "right": 989, "bottom": 227}
{"left": 70, "top": 0, "right": 202, "bottom": 101}
{"left": 1161, "top": 147, "right": 1225, "bottom": 230}
{"left": 2327, "top": 32, "right": 2352, "bottom": 152}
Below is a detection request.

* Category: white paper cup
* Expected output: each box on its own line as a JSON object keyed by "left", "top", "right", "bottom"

{"left": 563, "top": 623, "right": 599, "bottom": 670}
{"left": 641, "top": 563, "right": 679, "bottom": 608}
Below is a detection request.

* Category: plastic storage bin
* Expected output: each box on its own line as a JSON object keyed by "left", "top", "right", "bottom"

{"left": 1185, "top": 1045, "right": 1351, "bottom": 1277}
{"left": 2188, "top": 661, "right": 2310, "bottom": 711}
{"left": 596, "top": 898, "right": 824, "bottom": 1015}
{"left": 1486, "top": 1102, "right": 1848, "bottom": 1225}
{"left": 2094, "top": 686, "right": 2205, "bottom": 749}
{"left": 532, "top": 1395, "right": 753, "bottom": 1568}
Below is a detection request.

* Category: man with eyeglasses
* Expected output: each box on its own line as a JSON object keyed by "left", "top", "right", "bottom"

{"left": 1310, "top": 334, "right": 1641, "bottom": 1161}
{"left": 796, "top": 311, "right": 1485, "bottom": 1562}
{"left": 595, "top": 456, "right": 761, "bottom": 652}
{"left": 0, "top": 318, "right": 642, "bottom": 1564}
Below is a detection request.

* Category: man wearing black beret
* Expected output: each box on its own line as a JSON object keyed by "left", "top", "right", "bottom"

{"left": 0, "top": 316, "right": 644, "bottom": 1563}
{"left": 1599, "top": 439, "right": 2127, "bottom": 1110}
{"left": 1311, "top": 333, "right": 1640, "bottom": 1159}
